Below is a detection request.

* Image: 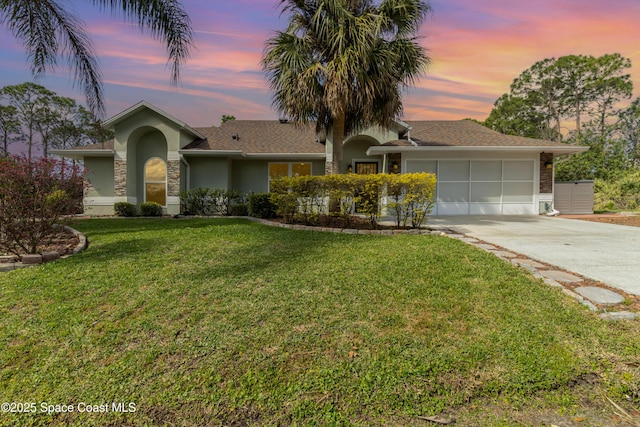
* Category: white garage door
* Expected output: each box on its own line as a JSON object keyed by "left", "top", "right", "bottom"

{"left": 406, "top": 160, "right": 535, "bottom": 215}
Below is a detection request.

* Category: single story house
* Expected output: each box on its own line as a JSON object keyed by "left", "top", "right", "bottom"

{"left": 52, "top": 101, "right": 587, "bottom": 216}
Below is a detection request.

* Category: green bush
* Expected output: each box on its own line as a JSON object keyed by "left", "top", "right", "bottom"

{"left": 180, "top": 188, "right": 213, "bottom": 215}
{"left": 249, "top": 193, "right": 277, "bottom": 218}
{"left": 269, "top": 173, "right": 437, "bottom": 228}
{"left": 594, "top": 170, "right": 640, "bottom": 211}
{"left": 387, "top": 173, "right": 437, "bottom": 228}
{"left": 114, "top": 202, "right": 136, "bottom": 217}
{"left": 214, "top": 189, "right": 246, "bottom": 216}
{"left": 229, "top": 203, "right": 249, "bottom": 216}
{"left": 180, "top": 188, "right": 248, "bottom": 216}
{"left": 140, "top": 202, "right": 163, "bottom": 217}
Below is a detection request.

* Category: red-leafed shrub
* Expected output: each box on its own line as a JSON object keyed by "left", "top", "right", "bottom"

{"left": 0, "top": 156, "right": 83, "bottom": 255}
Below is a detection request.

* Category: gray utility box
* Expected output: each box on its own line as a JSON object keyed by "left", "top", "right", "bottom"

{"left": 554, "top": 181, "right": 594, "bottom": 214}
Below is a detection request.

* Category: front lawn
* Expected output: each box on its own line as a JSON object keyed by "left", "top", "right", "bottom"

{"left": 0, "top": 218, "right": 638, "bottom": 426}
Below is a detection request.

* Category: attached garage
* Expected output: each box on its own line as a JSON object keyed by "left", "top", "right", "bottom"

{"left": 367, "top": 120, "right": 589, "bottom": 216}
{"left": 405, "top": 159, "right": 536, "bottom": 215}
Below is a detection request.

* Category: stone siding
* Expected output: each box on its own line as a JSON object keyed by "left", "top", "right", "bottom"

{"left": 114, "top": 160, "right": 127, "bottom": 197}
{"left": 83, "top": 178, "right": 95, "bottom": 199}
{"left": 167, "top": 159, "right": 180, "bottom": 196}
{"left": 539, "top": 153, "right": 553, "bottom": 194}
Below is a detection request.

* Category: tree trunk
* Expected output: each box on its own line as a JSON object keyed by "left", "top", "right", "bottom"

{"left": 330, "top": 111, "right": 346, "bottom": 175}
{"left": 575, "top": 92, "right": 581, "bottom": 144}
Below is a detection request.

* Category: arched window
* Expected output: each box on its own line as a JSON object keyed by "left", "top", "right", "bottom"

{"left": 144, "top": 157, "right": 166, "bottom": 206}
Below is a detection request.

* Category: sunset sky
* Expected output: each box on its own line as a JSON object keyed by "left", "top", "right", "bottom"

{"left": 1, "top": 0, "right": 640, "bottom": 128}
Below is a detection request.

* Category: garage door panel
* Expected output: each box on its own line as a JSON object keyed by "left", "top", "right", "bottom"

{"left": 503, "top": 182, "right": 533, "bottom": 203}
{"left": 437, "top": 182, "right": 469, "bottom": 202}
{"left": 504, "top": 161, "right": 534, "bottom": 181}
{"left": 471, "top": 161, "right": 502, "bottom": 181}
{"left": 470, "top": 182, "right": 501, "bottom": 202}
{"left": 438, "top": 161, "right": 469, "bottom": 181}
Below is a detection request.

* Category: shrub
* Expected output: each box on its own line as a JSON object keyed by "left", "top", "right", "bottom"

{"left": 269, "top": 178, "right": 299, "bottom": 223}
{"left": 180, "top": 188, "right": 248, "bottom": 216}
{"left": 387, "top": 173, "right": 437, "bottom": 228}
{"left": 229, "top": 203, "right": 249, "bottom": 216}
{"left": 594, "top": 170, "right": 640, "bottom": 211}
{"left": 180, "top": 187, "right": 213, "bottom": 215}
{"left": 0, "top": 156, "right": 82, "bottom": 255}
{"left": 351, "top": 174, "right": 385, "bottom": 228}
{"left": 140, "top": 201, "right": 163, "bottom": 216}
{"left": 214, "top": 189, "right": 246, "bottom": 216}
{"left": 249, "top": 193, "right": 277, "bottom": 218}
{"left": 269, "top": 173, "right": 437, "bottom": 228}
{"left": 114, "top": 202, "right": 137, "bottom": 217}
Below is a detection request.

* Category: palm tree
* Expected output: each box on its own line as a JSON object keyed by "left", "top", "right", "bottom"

{"left": 262, "top": 0, "right": 430, "bottom": 174}
{"left": 0, "top": 0, "right": 193, "bottom": 117}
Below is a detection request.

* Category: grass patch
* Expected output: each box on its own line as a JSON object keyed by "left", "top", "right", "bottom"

{"left": 1, "top": 218, "right": 639, "bottom": 426}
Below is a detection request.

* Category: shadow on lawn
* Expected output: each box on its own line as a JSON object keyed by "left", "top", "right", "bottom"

{"left": 70, "top": 218, "right": 374, "bottom": 282}
{"left": 69, "top": 217, "right": 248, "bottom": 237}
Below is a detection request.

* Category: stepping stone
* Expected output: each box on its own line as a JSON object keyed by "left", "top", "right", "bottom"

{"left": 575, "top": 286, "right": 625, "bottom": 306}
{"left": 540, "top": 270, "right": 582, "bottom": 283}
{"left": 459, "top": 237, "right": 479, "bottom": 243}
{"left": 491, "top": 250, "right": 517, "bottom": 258}
{"left": 475, "top": 243, "right": 497, "bottom": 250}
{"left": 513, "top": 258, "right": 546, "bottom": 269}
{"left": 599, "top": 311, "right": 639, "bottom": 321}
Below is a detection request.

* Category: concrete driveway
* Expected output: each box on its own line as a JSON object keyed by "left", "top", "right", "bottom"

{"left": 428, "top": 215, "right": 640, "bottom": 296}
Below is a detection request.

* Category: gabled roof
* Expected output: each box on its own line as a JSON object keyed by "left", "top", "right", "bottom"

{"left": 371, "top": 120, "right": 588, "bottom": 156}
{"left": 102, "top": 101, "right": 205, "bottom": 140}
{"left": 405, "top": 120, "right": 566, "bottom": 147}
{"left": 182, "top": 120, "right": 325, "bottom": 157}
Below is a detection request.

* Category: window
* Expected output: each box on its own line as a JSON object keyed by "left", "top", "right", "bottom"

{"left": 269, "top": 162, "right": 312, "bottom": 189}
{"left": 145, "top": 157, "right": 167, "bottom": 206}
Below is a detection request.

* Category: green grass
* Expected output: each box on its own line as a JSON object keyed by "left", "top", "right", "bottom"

{"left": 1, "top": 218, "right": 639, "bottom": 426}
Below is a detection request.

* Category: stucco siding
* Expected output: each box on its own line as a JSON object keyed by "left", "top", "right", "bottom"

{"left": 230, "top": 159, "right": 325, "bottom": 193}
{"left": 188, "top": 157, "right": 231, "bottom": 190}
{"left": 84, "top": 157, "right": 114, "bottom": 197}
{"left": 231, "top": 160, "right": 269, "bottom": 193}
{"left": 343, "top": 138, "right": 383, "bottom": 173}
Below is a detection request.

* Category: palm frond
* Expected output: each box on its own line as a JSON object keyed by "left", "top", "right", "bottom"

{"left": 0, "top": 0, "right": 104, "bottom": 116}
{"left": 91, "top": 0, "right": 194, "bottom": 83}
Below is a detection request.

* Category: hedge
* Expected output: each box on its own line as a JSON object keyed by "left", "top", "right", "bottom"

{"left": 270, "top": 173, "right": 436, "bottom": 228}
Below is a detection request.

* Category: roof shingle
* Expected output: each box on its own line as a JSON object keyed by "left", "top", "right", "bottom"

{"left": 403, "top": 120, "right": 566, "bottom": 147}
{"left": 184, "top": 121, "right": 324, "bottom": 154}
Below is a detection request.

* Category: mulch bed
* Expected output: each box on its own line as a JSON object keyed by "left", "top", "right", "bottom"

{"left": 560, "top": 213, "right": 640, "bottom": 227}
{"left": 1, "top": 227, "right": 79, "bottom": 258}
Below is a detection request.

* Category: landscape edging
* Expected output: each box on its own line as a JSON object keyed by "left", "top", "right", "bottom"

{"left": 0, "top": 225, "right": 88, "bottom": 272}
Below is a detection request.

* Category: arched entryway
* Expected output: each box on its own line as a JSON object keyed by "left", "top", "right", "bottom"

{"left": 343, "top": 135, "right": 382, "bottom": 174}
